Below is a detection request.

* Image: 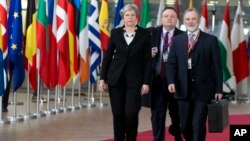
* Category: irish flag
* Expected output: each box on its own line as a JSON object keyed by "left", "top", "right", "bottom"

{"left": 231, "top": 3, "right": 249, "bottom": 95}
{"left": 218, "top": 2, "right": 235, "bottom": 92}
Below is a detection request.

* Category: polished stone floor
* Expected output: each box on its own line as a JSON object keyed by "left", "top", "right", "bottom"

{"left": 0, "top": 91, "right": 250, "bottom": 141}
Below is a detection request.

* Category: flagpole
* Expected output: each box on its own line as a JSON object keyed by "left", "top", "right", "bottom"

{"left": 9, "top": 92, "right": 24, "bottom": 122}
{"left": 0, "top": 96, "right": 10, "bottom": 124}
{"left": 67, "top": 80, "right": 76, "bottom": 111}
{"left": 35, "top": 73, "right": 46, "bottom": 117}
{"left": 59, "top": 87, "right": 67, "bottom": 112}
{"left": 24, "top": 75, "right": 37, "bottom": 120}
{"left": 45, "top": 89, "right": 56, "bottom": 115}
{"left": 211, "top": 4, "right": 216, "bottom": 32}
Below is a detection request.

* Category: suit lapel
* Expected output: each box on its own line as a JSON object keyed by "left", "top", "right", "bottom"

{"left": 118, "top": 27, "right": 129, "bottom": 47}
{"left": 129, "top": 26, "right": 143, "bottom": 47}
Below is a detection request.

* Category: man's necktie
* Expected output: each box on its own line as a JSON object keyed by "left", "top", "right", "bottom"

{"left": 188, "top": 33, "right": 195, "bottom": 53}
{"left": 160, "top": 32, "right": 169, "bottom": 79}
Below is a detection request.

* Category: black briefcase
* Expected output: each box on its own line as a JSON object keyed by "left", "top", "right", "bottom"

{"left": 208, "top": 99, "right": 229, "bottom": 132}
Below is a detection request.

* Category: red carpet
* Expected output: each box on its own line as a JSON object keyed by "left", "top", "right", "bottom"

{"left": 105, "top": 114, "right": 250, "bottom": 141}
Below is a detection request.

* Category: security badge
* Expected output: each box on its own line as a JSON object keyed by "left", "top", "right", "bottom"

{"left": 188, "top": 58, "right": 192, "bottom": 69}
{"left": 162, "top": 48, "right": 169, "bottom": 62}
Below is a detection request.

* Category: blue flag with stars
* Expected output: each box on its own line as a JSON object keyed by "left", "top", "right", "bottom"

{"left": 8, "top": 0, "right": 24, "bottom": 92}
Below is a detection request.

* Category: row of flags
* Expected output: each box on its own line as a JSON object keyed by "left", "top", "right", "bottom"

{"left": 0, "top": 0, "right": 249, "bottom": 96}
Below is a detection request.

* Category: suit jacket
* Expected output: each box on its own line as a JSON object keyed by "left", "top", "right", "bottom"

{"left": 100, "top": 26, "right": 152, "bottom": 88}
{"left": 141, "top": 27, "right": 184, "bottom": 107}
{"left": 150, "top": 26, "right": 184, "bottom": 77}
{"left": 166, "top": 30, "right": 223, "bottom": 100}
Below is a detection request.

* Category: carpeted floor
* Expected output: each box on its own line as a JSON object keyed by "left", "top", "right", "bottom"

{"left": 105, "top": 114, "right": 250, "bottom": 141}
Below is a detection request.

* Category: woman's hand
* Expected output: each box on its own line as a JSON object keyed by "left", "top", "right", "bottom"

{"left": 99, "top": 80, "right": 106, "bottom": 93}
{"left": 141, "top": 84, "right": 149, "bottom": 95}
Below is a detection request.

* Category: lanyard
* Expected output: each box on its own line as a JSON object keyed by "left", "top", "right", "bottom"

{"left": 187, "top": 32, "right": 199, "bottom": 53}
{"left": 161, "top": 32, "right": 174, "bottom": 49}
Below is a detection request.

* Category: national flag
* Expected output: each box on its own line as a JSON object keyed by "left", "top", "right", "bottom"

{"left": 56, "top": 0, "right": 70, "bottom": 87}
{"left": 88, "top": 0, "right": 101, "bottom": 84}
{"left": 200, "top": 0, "right": 208, "bottom": 32}
{"left": 134, "top": 0, "right": 140, "bottom": 22}
{"left": 68, "top": 0, "right": 79, "bottom": 81}
{"left": 174, "top": 0, "right": 180, "bottom": 28}
{"left": 79, "top": 0, "right": 89, "bottom": 83}
{"left": 114, "top": 0, "right": 124, "bottom": 27}
{"left": 231, "top": 3, "right": 249, "bottom": 95}
{"left": 37, "top": 0, "right": 51, "bottom": 88}
{"left": 99, "top": 0, "right": 110, "bottom": 53}
{"left": 189, "top": 0, "right": 193, "bottom": 9}
{"left": 156, "top": 0, "right": 165, "bottom": 26}
{"left": 0, "top": 0, "right": 8, "bottom": 95}
{"left": 25, "top": 0, "right": 37, "bottom": 92}
{"left": 218, "top": 2, "right": 236, "bottom": 92}
{"left": 48, "top": 0, "right": 58, "bottom": 88}
{"left": 248, "top": 29, "right": 250, "bottom": 57}
{"left": 140, "top": 0, "right": 152, "bottom": 28}
{"left": 8, "top": 0, "right": 25, "bottom": 91}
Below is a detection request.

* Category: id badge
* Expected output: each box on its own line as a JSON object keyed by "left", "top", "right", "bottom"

{"left": 188, "top": 58, "right": 192, "bottom": 69}
{"left": 162, "top": 52, "right": 169, "bottom": 62}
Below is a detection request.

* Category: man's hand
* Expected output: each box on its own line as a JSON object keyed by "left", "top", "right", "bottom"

{"left": 168, "top": 84, "right": 176, "bottom": 93}
{"left": 152, "top": 47, "right": 158, "bottom": 58}
{"left": 215, "top": 93, "right": 223, "bottom": 101}
{"left": 141, "top": 84, "right": 149, "bottom": 95}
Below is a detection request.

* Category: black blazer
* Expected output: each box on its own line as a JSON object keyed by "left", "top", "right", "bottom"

{"left": 150, "top": 26, "right": 184, "bottom": 76}
{"left": 100, "top": 26, "right": 152, "bottom": 88}
{"left": 166, "top": 30, "right": 223, "bottom": 100}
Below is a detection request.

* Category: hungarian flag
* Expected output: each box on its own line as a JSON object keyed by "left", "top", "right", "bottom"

{"left": 114, "top": 0, "right": 124, "bottom": 27}
{"left": 48, "top": 0, "right": 58, "bottom": 88}
{"left": 25, "top": 0, "right": 37, "bottom": 92}
{"left": 248, "top": 29, "right": 250, "bottom": 57}
{"left": 68, "top": 0, "right": 79, "bottom": 81}
{"left": 140, "top": 0, "right": 152, "bottom": 28}
{"left": 37, "top": 0, "right": 50, "bottom": 88}
{"left": 200, "top": 0, "right": 208, "bottom": 32}
{"left": 56, "top": 0, "right": 70, "bottom": 87}
{"left": 0, "top": 0, "right": 8, "bottom": 95}
{"left": 99, "top": 0, "right": 110, "bottom": 54}
{"left": 8, "top": 0, "right": 25, "bottom": 91}
{"left": 231, "top": 3, "right": 249, "bottom": 95}
{"left": 174, "top": 0, "right": 180, "bottom": 28}
{"left": 156, "top": 0, "right": 165, "bottom": 26}
{"left": 218, "top": 2, "right": 236, "bottom": 92}
{"left": 79, "top": 0, "right": 89, "bottom": 83}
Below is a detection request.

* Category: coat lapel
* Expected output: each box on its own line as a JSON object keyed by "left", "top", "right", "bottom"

{"left": 192, "top": 30, "right": 205, "bottom": 65}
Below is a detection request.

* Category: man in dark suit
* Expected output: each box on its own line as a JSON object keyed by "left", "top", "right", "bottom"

{"left": 150, "top": 7, "right": 183, "bottom": 141}
{"left": 167, "top": 8, "right": 223, "bottom": 141}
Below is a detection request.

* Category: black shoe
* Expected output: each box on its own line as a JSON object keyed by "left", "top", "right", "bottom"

{"left": 2, "top": 108, "right": 8, "bottom": 113}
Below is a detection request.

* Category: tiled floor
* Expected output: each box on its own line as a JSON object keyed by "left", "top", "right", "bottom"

{"left": 0, "top": 92, "right": 250, "bottom": 141}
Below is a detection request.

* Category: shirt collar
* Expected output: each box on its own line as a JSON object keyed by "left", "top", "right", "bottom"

{"left": 162, "top": 27, "right": 175, "bottom": 37}
{"left": 187, "top": 29, "right": 200, "bottom": 39}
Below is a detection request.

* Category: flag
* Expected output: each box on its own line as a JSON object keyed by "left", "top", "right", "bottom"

{"left": 156, "top": 0, "right": 165, "bottom": 26}
{"left": 231, "top": 3, "right": 249, "bottom": 95}
{"left": 8, "top": 0, "right": 25, "bottom": 91}
{"left": 189, "top": 0, "right": 193, "bottom": 9}
{"left": 114, "top": 0, "right": 124, "bottom": 27}
{"left": 218, "top": 2, "right": 236, "bottom": 92}
{"left": 0, "top": 0, "right": 8, "bottom": 95}
{"left": 134, "top": 0, "right": 140, "bottom": 22}
{"left": 68, "top": 0, "right": 79, "bottom": 81}
{"left": 79, "top": 0, "right": 89, "bottom": 83}
{"left": 174, "top": 0, "right": 180, "bottom": 28}
{"left": 140, "top": 0, "right": 152, "bottom": 28}
{"left": 56, "top": 0, "right": 70, "bottom": 87}
{"left": 48, "top": 0, "right": 58, "bottom": 88}
{"left": 88, "top": 0, "right": 101, "bottom": 84}
{"left": 25, "top": 0, "right": 37, "bottom": 92}
{"left": 99, "top": 0, "right": 110, "bottom": 53}
{"left": 37, "top": 0, "right": 51, "bottom": 88}
{"left": 248, "top": 29, "right": 250, "bottom": 57}
{"left": 200, "top": 0, "right": 208, "bottom": 32}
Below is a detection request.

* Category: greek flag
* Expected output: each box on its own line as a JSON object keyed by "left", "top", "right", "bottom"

{"left": 88, "top": 0, "right": 101, "bottom": 84}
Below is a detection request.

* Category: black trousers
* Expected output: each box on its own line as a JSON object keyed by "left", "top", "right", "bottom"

{"left": 151, "top": 76, "right": 181, "bottom": 141}
{"left": 178, "top": 99, "right": 209, "bottom": 141}
{"left": 108, "top": 77, "right": 141, "bottom": 141}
